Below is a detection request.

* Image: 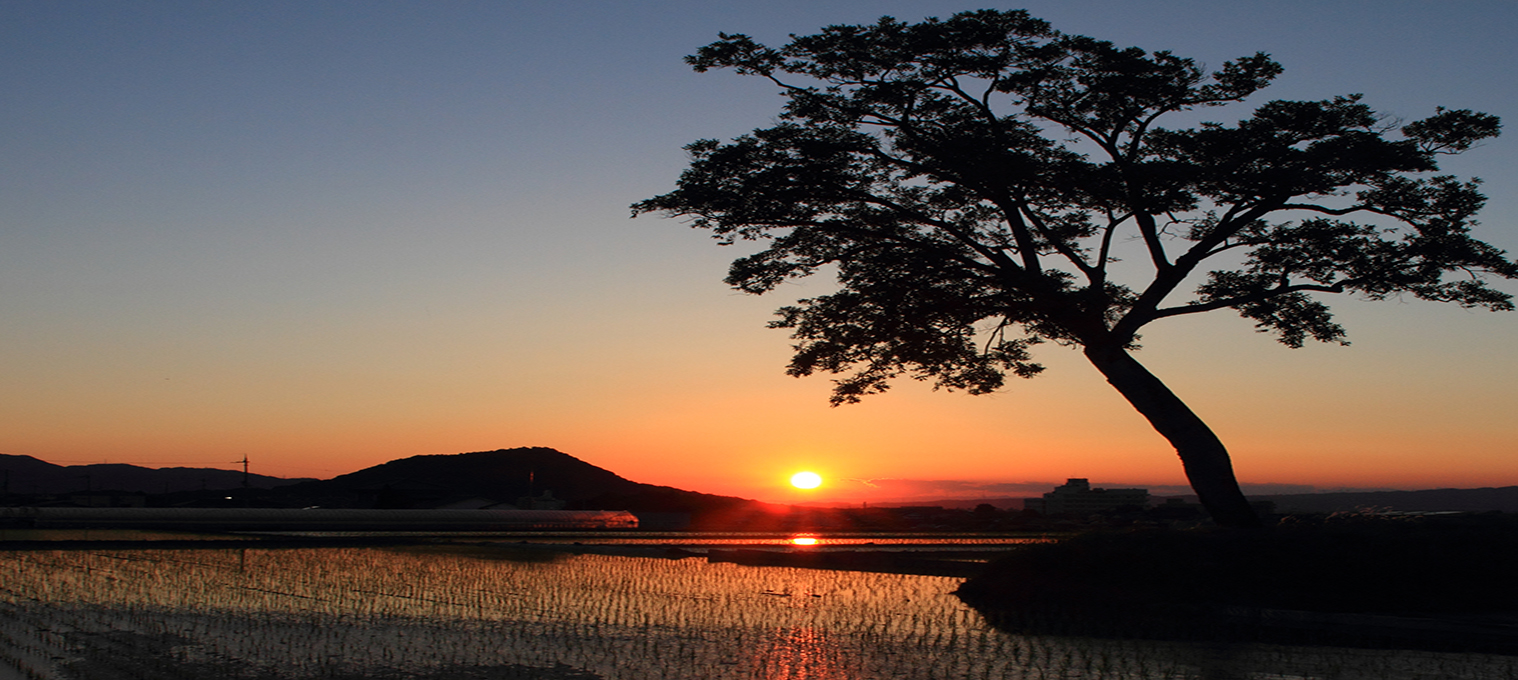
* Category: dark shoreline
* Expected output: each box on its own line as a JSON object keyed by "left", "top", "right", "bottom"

{"left": 956, "top": 517, "right": 1518, "bottom": 655}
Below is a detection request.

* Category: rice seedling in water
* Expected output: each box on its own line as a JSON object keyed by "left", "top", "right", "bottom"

{"left": 0, "top": 546, "right": 1513, "bottom": 679}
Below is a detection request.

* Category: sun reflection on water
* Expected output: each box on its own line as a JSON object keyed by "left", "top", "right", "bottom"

{"left": 755, "top": 626, "right": 848, "bottom": 680}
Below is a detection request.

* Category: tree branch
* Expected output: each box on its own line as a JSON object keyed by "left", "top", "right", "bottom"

{"left": 1019, "top": 204, "right": 1098, "bottom": 277}
{"left": 1151, "top": 280, "right": 1349, "bottom": 319}
{"left": 1278, "top": 202, "right": 1376, "bottom": 216}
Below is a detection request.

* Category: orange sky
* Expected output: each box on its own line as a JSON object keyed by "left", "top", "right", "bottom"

{"left": 2, "top": 2, "right": 1515, "bottom": 504}
{"left": 9, "top": 298, "right": 1515, "bottom": 503}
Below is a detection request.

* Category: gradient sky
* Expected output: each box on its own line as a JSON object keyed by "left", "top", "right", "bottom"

{"left": 3, "top": 1, "right": 1515, "bottom": 503}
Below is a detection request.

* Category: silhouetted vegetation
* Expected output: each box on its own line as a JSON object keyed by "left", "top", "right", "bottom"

{"left": 636, "top": 9, "right": 1516, "bottom": 528}
{"left": 957, "top": 513, "right": 1518, "bottom": 652}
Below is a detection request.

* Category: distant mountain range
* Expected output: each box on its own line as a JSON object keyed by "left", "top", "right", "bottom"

{"left": 6, "top": 449, "right": 1517, "bottom": 516}
{"left": 0, "top": 454, "right": 311, "bottom": 495}
{"left": 1, "top": 448, "right": 787, "bottom": 530}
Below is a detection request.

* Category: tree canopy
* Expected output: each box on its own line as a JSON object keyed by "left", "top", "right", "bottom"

{"left": 634, "top": 10, "right": 1514, "bottom": 527}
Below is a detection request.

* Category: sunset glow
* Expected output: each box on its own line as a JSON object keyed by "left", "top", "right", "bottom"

{"left": 790, "top": 471, "right": 823, "bottom": 490}
{"left": 0, "top": 2, "right": 1513, "bottom": 504}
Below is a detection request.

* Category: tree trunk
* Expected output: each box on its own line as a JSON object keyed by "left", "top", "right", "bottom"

{"left": 1083, "top": 345, "right": 1263, "bottom": 529}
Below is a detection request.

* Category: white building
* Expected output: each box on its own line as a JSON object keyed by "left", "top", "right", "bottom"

{"left": 1023, "top": 478, "right": 1148, "bottom": 517}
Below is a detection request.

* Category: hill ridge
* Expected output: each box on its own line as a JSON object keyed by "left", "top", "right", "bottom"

{"left": 0, "top": 453, "right": 310, "bottom": 495}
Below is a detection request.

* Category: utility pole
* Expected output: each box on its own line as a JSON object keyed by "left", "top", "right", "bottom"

{"left": 240, "top": 455, "right": 250, "bottom": 508}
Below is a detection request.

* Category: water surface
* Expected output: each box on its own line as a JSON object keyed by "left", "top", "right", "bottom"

{"left": 0, "top": 546, "right": 1510, "bottom": 679}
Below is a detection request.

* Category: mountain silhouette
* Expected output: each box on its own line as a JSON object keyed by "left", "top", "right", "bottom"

{"left": 0, "top": 453, "right": 310, "bottom": 495}
{"left": 298, "top": 447, "right": 642, "bottom": 501}
{"left": 278, "top": 447, "right": 782, "bottom": 525}
{"left": 15, "top": 447, "right": 1515, "bottom": 523}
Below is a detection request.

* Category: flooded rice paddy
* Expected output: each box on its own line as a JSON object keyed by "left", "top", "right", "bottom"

{"left": 252, "top": 532, "right": 1048, "bottom": 551}
{"left": 0, "top": 544, "right": 1513, "bottom": 679}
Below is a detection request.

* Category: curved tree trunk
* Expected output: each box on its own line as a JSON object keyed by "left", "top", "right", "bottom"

{"left": 1083, "top": 345, "right": 1263, "bottom": 529}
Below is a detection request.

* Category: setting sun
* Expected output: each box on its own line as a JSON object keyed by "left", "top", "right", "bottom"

{"left": 789, "top": 471, "right": 823, "bottom": 489}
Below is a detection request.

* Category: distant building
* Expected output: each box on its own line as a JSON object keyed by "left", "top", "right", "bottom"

{"left": 515, "top": 490, "right": 566, "bottom": 511}
{"left": 1023, "top": 478, "right": 1148, "bottom": 517}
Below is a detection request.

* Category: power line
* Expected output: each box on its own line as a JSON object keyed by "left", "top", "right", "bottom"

{"left": 31, "top": 459, "right": 246, "bottom": 466}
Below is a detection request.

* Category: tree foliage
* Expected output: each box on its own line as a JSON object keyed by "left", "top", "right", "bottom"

{"left": 635, "top": 10, "right": 1513, "bottom": 409}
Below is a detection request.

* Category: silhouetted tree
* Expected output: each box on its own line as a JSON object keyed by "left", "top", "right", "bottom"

{"left": 634, "top": 11, "right": 1514, "bottom": 528}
